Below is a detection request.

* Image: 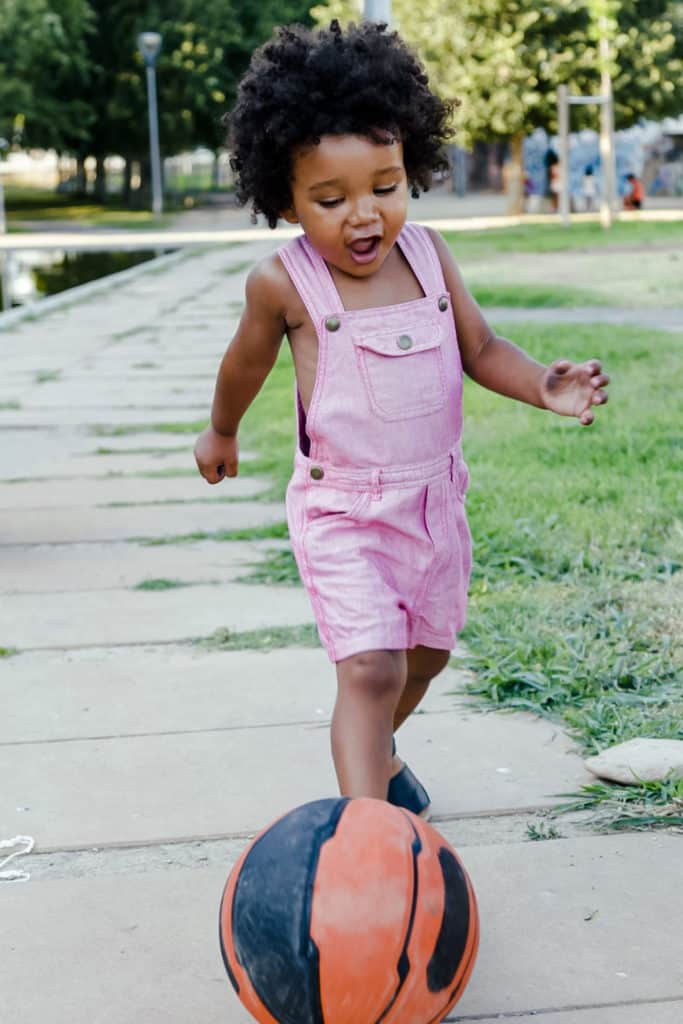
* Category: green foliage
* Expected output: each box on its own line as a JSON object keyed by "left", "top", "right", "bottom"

{"left": 0, "top": 0, "right": 94, "bottom": 146}
{"left": 195, "top": 623, "right": 320, "bottom": 650}
{"left": 314, "top": 1, "right": 683, "bottom": 140}
{"left": 238, "top": 547, "right": 301, "bottom": 585}
{"left": 557, "top": 776, "right": 683, "bottom": 830}
{"left": 133, "top": 577, "right": 190, "bottom": 589}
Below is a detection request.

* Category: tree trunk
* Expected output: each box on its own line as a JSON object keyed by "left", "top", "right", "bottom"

{"left": 506, "top": 134, "right": 525, "bottom": 216}
{"left": 75, "top": 156, "right": 88, "bottom": 198}
{"left": 94, "top": 155, "right": 107, "bottom": 203}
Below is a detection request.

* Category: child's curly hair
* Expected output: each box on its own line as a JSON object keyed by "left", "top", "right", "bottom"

{"left": 228, "top": 20, "right": 457, "bottom": 228}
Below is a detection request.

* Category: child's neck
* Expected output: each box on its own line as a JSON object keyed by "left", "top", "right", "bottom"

{"left": 326, "top": 242, "right": 425, "bottom": 312}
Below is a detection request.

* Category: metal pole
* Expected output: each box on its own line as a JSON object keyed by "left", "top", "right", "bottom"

{"left": 145, "top": 64, "right": 163, "bottom": 216}
{"left": 598, "top": 16, "right": 616, "bottom": 227}
{"left": 364, "top": 0, "right": 392, "bottom": 22}
{"left": 0, "top": 152, "right": 9, "bottom": 311}
{"left": 558, "top": 85, "right": 570, "bottom": 226}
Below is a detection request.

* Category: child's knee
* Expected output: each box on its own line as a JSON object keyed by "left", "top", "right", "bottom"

{"left": 407, "top": 647, "right": 450, "bottom": 687}
{"left": 337, "top": 650, "right": 405, "bottom": 704}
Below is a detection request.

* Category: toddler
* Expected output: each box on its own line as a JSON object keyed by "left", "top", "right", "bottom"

{"left": 195, "top": 20, "right": 609, "bottom": 817}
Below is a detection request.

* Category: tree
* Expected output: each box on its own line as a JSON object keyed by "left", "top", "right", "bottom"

{"left": 314, "top": 0, "right": 683, "bottom": 206}
{"left": 0, "top": 0, "right": 94, "bottom": 149}
{"left": 66, "top": 0, "right": 315, "bottom": 200}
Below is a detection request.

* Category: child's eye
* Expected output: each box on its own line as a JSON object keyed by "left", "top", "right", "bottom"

{"left": 318, "top": 198, "right": 343, "bottom": 208}
{"left": 374, "top": 184, "right": 398, "bottom": 196}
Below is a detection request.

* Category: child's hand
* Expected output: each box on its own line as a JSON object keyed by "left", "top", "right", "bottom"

{"left": 194, "top": 425, "right": 239, "bottom": 483}
{"left": 540, "top": 359, "right": 609, "bottom": 426}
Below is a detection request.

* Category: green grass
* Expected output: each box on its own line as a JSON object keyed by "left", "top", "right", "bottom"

{"left": 453, "top": 320, "right": 682, "bottom": 829}
{"left": 137, "top": 522, "right": 289, "bottom": 546}
{"left": 444, "top": 219, "right": 683, "bottom": 260}
{"left": 238, "top": 547, "right": 301, "bottom": 585}
{"left": 35, "top": 369, "right": 61, "bottom": 384}
{"left": 194, "top": 623, "right": 320, "bottom": 651}
{"left": 93, "top": 445, "right": 189, "bottom": 456}
{"left": 0, "top": 646, "right": 19, "bottom": 657}
{"left": 133, "top": 578, "right": 191, "bottom": 591}
{"left": 92, "top": 419, "right": 207, "bottom": 437}
{"left": 470, "top": 283, "right": 603, "bottom": 308}
{"left": 5, "top": 190, "right": 169, "bottom": 230}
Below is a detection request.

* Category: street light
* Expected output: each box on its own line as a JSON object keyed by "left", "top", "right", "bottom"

{"left": 0, "top": 136, "right": 10, "bottom": 311}
{"left": 364, "top": 0, "right": 392, "bottom": 21}
{"left": 137, "top": 31, "right": 163, "bottom": 216}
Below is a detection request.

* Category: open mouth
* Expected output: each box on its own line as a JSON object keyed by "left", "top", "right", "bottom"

{"left": 348, "top": 236, "right": 381, "bottom": 265}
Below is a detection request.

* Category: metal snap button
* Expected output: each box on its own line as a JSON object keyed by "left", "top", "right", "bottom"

{"left": 438, "top": 295, "right": 449, "bottom": 311}
{"left": 397, "top": 334, "right": 413, "bottom": 350}
{"left": 310, "top": 466, "right": 325, "bottom": 480}
{"left": 325, "top": 316, "right": 341, "bottom": 332}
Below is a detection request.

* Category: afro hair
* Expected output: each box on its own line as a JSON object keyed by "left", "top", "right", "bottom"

{"left": 228, "top": 20, "right": 458, "bottom": 228}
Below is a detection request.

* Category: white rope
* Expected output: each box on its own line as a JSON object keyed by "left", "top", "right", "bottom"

{"left": 0, "top": 835, "right": 35, "bottom": 882}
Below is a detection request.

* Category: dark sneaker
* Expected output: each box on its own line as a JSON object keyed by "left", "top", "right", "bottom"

{"left": 388, "top": 740, "right": 431, "bottom": 818}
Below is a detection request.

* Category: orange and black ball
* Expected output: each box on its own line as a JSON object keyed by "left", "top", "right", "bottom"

{"left": 219, "top": 797, "right": 479, "bottom": 1024}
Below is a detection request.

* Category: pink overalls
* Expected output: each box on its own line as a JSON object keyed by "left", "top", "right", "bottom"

{"left": 279, "top": 223, "right": 471, "bottom": 662}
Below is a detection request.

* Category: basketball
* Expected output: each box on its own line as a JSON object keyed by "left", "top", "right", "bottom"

{"left": 219, "top": 797, "right": 479, "bottom": 1024}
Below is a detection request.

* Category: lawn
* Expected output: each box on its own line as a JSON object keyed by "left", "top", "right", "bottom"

{"left": 446, "top": 221, "right": 683, "bottom": 310}
{"left": 5, "top": 188, "right": 169, "bottom": 230}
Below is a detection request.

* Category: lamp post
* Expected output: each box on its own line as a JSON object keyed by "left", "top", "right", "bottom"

{"left": 137, "top": 31, "right": 163, "bottom": 216}
{"left": 364, "top": 0, "right": 392, "bottom": 22}
{"left": 0, "top": 136, "right": 10, "bottom": 311}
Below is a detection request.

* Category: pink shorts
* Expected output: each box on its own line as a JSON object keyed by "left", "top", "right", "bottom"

{"left": 285, "top": 449, "right": 472, "bottom": 662}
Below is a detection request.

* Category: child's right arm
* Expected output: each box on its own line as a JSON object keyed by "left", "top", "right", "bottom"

{"left": 194, "top": 260, "right": 286, "bottom": 484}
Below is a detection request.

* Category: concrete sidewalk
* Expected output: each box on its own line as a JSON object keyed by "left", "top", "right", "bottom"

{"left": 1, "top": 244, "right": 681, "bottom": 1023}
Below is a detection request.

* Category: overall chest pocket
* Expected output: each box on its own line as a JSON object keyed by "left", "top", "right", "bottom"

{"left": 352, "top": 319, "right": 447, "bottom": 422}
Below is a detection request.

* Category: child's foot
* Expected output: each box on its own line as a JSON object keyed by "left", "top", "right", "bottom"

{"left": 387, "top": 740, "right": 431, "bottom": 819}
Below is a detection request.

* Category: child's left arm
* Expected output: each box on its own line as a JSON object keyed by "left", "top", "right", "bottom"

{"left": 429, "top": 229, "right": 609, "bottom": 425}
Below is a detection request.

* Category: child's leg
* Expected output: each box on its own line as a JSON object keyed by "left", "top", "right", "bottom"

{"left": 332, "top": 649, "right": 406, "bottom": 799}
{"left": 392, "top": 646, "right": 450, "bottom": 769}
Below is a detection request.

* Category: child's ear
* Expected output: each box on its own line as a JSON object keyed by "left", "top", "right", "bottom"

{"left": 281, "top": 206, "right": 299, "bottom": 225}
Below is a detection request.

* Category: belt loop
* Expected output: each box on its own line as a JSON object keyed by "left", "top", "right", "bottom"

{"left": 370, "top": 468, "right": 382, "bottom": 501}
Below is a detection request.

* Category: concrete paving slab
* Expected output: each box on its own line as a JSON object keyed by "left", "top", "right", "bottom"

{"left": 0, "top": 699, "right": 587, "bottom": 846}
{"left": 467, "top": 1006, "right": 683, "bottom": 1024}
{"left": 0, "top": 648, "right": 467, "bottom": 742}
{"left": 3, "top": 451, "right": 197, "bottom": 479}
{"left": 2, "top": 581, "right": 312, "bottom": 650}
{"left": 0, "top": 538, "right": 280, "bottom": 593}
{"left": 0, "top": 835, "right": 680, "bottom": 1023}
{"left": 22, "top": 381, "right": 213, "bottom": 409}
{"left": 0, "top": 473, "right": 268, "bottom": 508}
{"left": 0, "top": 404, "right": 208, "bottom": 428}
{"left": 0, "top": 499, "right": 284, "bottom": 544}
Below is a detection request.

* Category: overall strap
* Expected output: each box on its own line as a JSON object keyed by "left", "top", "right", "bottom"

{"left": 277, "top": 235, "right": 343, "bottom": 328}
{"left": 398, "top": 222, "right": 447, "bottom": 297}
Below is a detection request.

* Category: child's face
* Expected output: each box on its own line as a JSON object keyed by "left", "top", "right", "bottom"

{"left": 283, "top": 133, "right": 408, "bottom": 278}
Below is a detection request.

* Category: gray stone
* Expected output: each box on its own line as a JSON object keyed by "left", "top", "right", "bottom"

{"left": 0, "top": 539, "right": 279, "bottom": 593}
{"left": 461, "top": 1006, "right": 683, "bottom": 1024}
{"left": 0, "top": 652, "right": 588, "bottom": 846}
{"left": 2, "top": 582, "right": 312, "bottom": 650}
{"left": 0, "top": 499, "right": 284, "bottom": 543}
{"left": 0, "top": 404, "right": 208, "bottom": 428}
{"left": 0, "top": 473, "right": 269, "bottom": 508}
{"left": 585, "top": 738, "right": 683, "bottom": 784}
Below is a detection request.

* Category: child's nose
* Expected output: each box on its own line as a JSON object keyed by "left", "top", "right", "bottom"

{"left": 348, "top": 196, "right": 379, "bottom": 225}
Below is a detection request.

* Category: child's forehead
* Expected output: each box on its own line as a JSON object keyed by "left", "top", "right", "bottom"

{"left": 291, "top": 133, "right": 405, "bottom": 182}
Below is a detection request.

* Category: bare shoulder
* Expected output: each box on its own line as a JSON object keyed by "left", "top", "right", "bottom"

{"left": 424, "top": 225, "right": 459, "bottom": 275}
{"left": 246, "top": 251, "right": 304, "bottom": 329}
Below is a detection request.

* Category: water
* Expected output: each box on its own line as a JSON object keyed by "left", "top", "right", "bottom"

{"left": 3, "top": 249, "right": 164, "bottom": 306}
